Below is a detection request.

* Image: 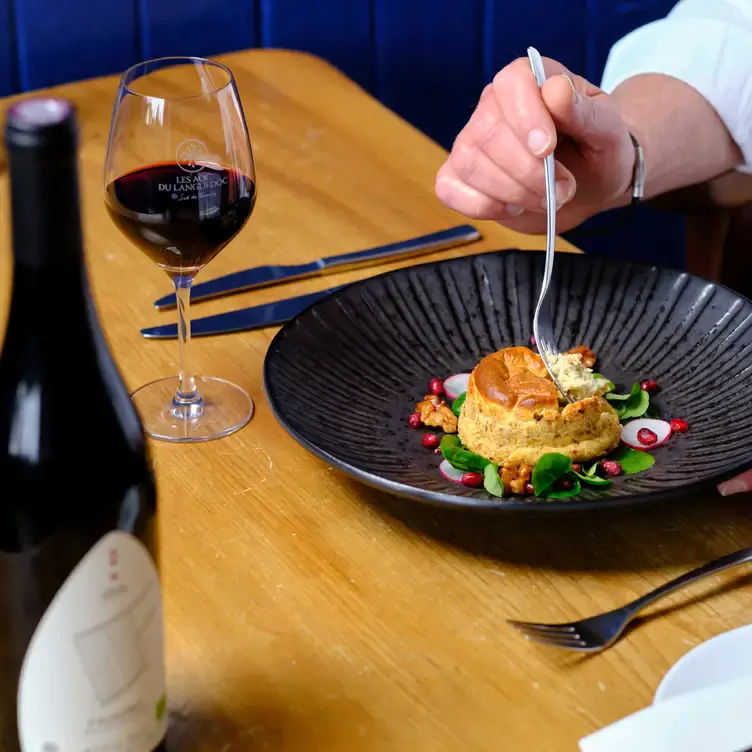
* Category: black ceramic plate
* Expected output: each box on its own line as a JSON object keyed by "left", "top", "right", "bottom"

{"left": 264, "top": 250, "right": 752, "bottom": 511}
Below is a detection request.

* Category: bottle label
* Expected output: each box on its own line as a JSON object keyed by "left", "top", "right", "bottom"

{"left": 17, "top": 531, "right": 167, "bottom": 751}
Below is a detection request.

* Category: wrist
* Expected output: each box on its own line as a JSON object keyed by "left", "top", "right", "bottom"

{"left": 606, "top": 74, "right": 743, "bottom": 200}
{"left": 602, "top": 129, "right": 642, "bottom": 213}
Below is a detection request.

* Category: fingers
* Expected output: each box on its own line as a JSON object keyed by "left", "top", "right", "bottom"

{"left": 435, "top": 56, "right": 609, "bottom": 223}
{"left": 491, "top": 56, "right": 613, "bottom": 158}
{"left": 491, "top": 57, "right": 572, "bottom": 159}
{"left": 463, "top": 96, "right": 576, "bottom": 204}
{"left": 542, "top": 73, "right": 626, "bottom": 152}
{"left": 718, "top": 470, "right": 752, "bottom": 496}
{"left": 448, "top": 139, "right": 537, "bottom": 210}
{"left": 436, "top": 143, "right": 578, "bottom": 223}
{"left": 435, "top": 161, "right": 522, "bottom": 221}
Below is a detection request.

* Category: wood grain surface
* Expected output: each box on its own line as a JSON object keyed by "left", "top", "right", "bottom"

{"left": 1, "top": 49, "right": 751, "bottom": 752}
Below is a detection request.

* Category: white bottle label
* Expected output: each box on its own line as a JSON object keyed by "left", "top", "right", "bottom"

{"left": 17, "top": 530, "right": 167, "bottom": 751}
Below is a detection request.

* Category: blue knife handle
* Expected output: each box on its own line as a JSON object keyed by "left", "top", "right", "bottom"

{"left": 152, "top": 262, "right": 312, "bottom": 309}
{"left": 142, "top": 286, "right": 346, "bottom": 339}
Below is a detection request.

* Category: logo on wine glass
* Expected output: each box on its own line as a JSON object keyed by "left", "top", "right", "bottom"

{"left": 176, "top": 139, "right": 208, "bottom": 173}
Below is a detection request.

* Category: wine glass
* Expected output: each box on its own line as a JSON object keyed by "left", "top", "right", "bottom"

{"left": 104, "top": 57, "right": 257, "bottom": 443}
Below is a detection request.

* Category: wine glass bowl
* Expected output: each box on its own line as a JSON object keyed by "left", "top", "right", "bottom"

{"left": 104, "top": 57, "right": 256, "bottom": 442}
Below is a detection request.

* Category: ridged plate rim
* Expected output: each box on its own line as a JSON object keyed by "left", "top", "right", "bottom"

{"left": 263, "top": 249, "right": 752, "bottom": 513}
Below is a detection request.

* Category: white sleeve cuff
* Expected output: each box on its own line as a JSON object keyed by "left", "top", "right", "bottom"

{"left": 600, "top": 16, "right": 752, "bottom": 168}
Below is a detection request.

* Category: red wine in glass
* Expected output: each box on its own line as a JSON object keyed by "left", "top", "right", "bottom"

{"left": 104, "top": 56, "right": 257, "bottom": 443}
{"left": 105, "top": 162, "right": 256, "bottom": 273}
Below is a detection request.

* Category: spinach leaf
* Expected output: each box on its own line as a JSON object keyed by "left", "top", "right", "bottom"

{"left": 606, "top": 383, "right": 649, "bottom": 421}
{"left": 607, "top": 445, "right": 655, "bottom": 474}
{"left": 575, "top": 471, "right": 612, "bottom": 488}
{"left": 593, "top": 373, "right": 615, "bottom": 392}
{"left": 583, "top": 461, "right": 599, "bottom": 477}
{"left": 532, "top": 453, "right": 572, "bottom": 496}
{"left": 452, "top": 448, "right": 490, "bottom": 473}
{"left": 544, "top": 477, "right": 582, "bottom": 499}
{"left": 618, "top": 391, "right": 650, "bottom": 421}
{"left": 451, "top": 392, "right": 467, "bottom": 417}
{"left": 483, "top": 463, "right": 504, "bottom": 498}
{"left": 439, "top": 435, "right": 490, "bottom": 473}
{"left": 439, "top": 435, "right": 461, "bottom": 461}
{"left": 604, "top": 385, "right": 636, "bottom": 401}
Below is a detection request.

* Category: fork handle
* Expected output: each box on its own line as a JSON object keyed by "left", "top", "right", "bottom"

{"left": 627, "top": 546, "right": 752, "bottom": 616}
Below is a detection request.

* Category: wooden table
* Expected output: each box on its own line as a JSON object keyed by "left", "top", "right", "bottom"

{"left": 2, "top": 49, "right": 752, "bottom": 752}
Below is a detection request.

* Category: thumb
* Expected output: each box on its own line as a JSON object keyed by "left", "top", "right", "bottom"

{"left": 718, "top": 470, "right": 752, "bottom": 496}
{"left": 541, "top": 74, "right": 625, "bottom": 150}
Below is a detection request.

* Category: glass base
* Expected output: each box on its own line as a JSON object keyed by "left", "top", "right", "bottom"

{"left": 131, "top": 376, "right": 253, "bottom": 443}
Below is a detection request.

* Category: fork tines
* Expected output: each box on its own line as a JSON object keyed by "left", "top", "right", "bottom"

{"left": 507, "top": 620, "right": 588, "bottom": 649}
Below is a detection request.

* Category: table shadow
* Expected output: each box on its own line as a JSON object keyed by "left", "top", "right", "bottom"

{"left": 349, "top": 479, "right": 752, "bottom": 572}
{"left": 166, "top": 703, "right": 287, "bottom": 752}
{"left": 164, "top": 668, "right": 386, "bottom": 752}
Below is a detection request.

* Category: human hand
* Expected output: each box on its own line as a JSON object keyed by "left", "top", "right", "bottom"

{"left": 718, "top": 471, "right": 752, "bottom": 496}
{"left": 435, "top": 57, "right": 637, "bottom": 233}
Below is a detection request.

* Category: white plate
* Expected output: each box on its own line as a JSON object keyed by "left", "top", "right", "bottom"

{"left": 654, "top": 624, "right": 752, "bottom": 704}
{"left": 581, "top": 673, "right": 752, "bottom": 752}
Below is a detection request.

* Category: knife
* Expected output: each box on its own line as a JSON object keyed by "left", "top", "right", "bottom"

{"left": 141, "top": 285, "right": 346, "bottom": 339}
{"left": 152, "top": 224, "right": 481, "bottom": 309}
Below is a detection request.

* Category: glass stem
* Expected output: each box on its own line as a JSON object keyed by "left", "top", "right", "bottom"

{"left": 172, "top": 275, "right": 203, "bottom": 418}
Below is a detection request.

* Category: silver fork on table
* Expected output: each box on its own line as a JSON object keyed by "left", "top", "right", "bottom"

{"left": 526, "top": 47, "right": 574, "bottom": 404}
{"left": 508, "top": 546, "right": 752, "bottom": 652}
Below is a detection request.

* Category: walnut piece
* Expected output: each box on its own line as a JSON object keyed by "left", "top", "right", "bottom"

{"left": 415, "top": 394, "right": 458, "bottom": 434}
{"left": 500, "top": 461, "right": 533, "bottom": 495}
{"left": 566, "top": 344, "right": 597, "bottom": 369}
{"left": 500, "top": 460, "right": 517, "bottom": 491}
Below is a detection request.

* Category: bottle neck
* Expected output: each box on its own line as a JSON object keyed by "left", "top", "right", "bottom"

{"left": 5, "top": 261, "right": 90, "bottom": 332}
{"left": 9, "top": 144, "right": 85, "bottom": 270}
{"left": 4, "top": 131, "right": 93, "bottom": 340}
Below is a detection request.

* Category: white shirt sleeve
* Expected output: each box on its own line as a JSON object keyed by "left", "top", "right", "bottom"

{"left": 600, "top": 0, "right": 752, "bottom": 168}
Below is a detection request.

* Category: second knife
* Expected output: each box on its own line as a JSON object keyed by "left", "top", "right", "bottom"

{"left": 142, "top": 285, "right": 345, "bottom": 339}
{"left": 153, "top": 224, "right": 481, "bottom": 309}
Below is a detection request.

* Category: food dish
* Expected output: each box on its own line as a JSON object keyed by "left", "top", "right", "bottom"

{"left": 457, "top": 346, "right": 620, "bottom": 465}
{"left": 410, "top": 343, "right": 683, "bottom": 500}
{"left": 264, "top": 250, "right": 752, "bottom": 511}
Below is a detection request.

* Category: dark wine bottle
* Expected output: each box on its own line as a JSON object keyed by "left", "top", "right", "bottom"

{"left": 0, "top": 99, "right": 167, "bottom": 750}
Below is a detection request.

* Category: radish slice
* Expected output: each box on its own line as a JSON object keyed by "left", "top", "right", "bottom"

{"left": 439, "top": 460, "right": 465, "bottom": 484}
{"left": 621, "top": 418, "right": 672, "bottom": 450}
{"left": 443, "top": 373, "right": 471, "bottom": 400}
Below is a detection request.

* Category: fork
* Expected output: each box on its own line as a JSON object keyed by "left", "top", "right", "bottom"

{"left": 508, "top": 546, "right": 752, "bottom": 652}
{"left": 526, "top": 47, "right": 574, "bottom": 404}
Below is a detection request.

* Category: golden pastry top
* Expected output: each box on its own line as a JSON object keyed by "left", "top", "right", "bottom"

{"left": 471, "top": 346, "right": 558, "bottom": 412}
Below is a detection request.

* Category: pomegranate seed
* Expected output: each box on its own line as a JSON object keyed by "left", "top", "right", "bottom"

{"left": 640, "top": 379, "right": 659, "bottom": 394}
{"left": 554, "top": 478, "right": 574, "bottom": 491}
{"left": 408, "top": 412, "right": 422, "bottom": 429}
{"left": 461, "top": 472, "right": 484, "bottom": 488}
{"left": 637, "top": 427, "right": 658, "bottom": 446}
{"left": 530, "top": 336, "right": 537, "bottom": 347}
{"left": 601, "top": 460, "right": 622, "bottom": 477}
{"left": 571, "top": 463, "right": 582, "bottom": 473}
{"left": 421, "top": 433, "right": 440, "bottom": 449}
{"left": 429, "top": 378, "right": 444, "bottom": 396}
{"left": 524, "top": 482, "right": 535, "bottom": 496}
{"left": 670, "top": 418, "right": 689, "bottom": 434}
